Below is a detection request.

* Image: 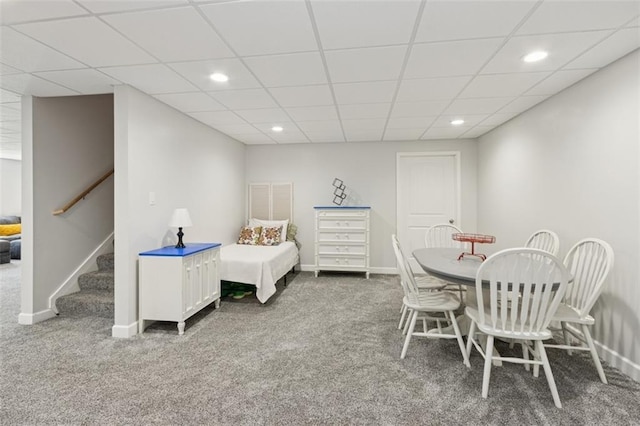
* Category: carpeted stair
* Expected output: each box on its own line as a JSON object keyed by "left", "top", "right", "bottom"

{"left": 56, "top": 252, "right": 114, "bottom": 318}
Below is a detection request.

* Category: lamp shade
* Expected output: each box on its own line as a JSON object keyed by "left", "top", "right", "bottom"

{"left": 169, "top": 208, "right": 193, "bottom": 228}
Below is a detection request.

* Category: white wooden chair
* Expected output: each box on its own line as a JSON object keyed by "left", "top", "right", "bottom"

{"left": 392, "top": 235, "right": 470, "bottom": 367}
{"left": 465, "top": 248, "right": 569, "bottom": 408}
{"left": 424, "top": 223, "right": 466, "bottom": 300}
{"left": 525, "top": 229, "right": 560, "bottom": 256}
{"left": 544, "top": 238, "right": 614, "bottom": 384}
{"left": 392, "top": 234, "right": 447, "bottom": 331}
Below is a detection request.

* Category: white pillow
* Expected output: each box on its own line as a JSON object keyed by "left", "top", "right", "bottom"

{"left": 249, "top": 218, "right": 288, "bottom": 243}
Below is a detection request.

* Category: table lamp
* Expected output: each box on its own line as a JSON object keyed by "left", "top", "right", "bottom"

{"left": 169, "top": 208, "right": 192, "bottom": 249}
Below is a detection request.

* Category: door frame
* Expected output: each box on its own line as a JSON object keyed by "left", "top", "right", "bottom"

{"left": 396, "top": 151, "right": 462, "bottom": 267}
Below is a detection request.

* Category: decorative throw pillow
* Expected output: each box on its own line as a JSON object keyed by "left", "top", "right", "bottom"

{"left": 237, "top": 226, "right": 262, "bottom": 245}
{"left": 0, "top": 223, "right": 21, "bottom": 236}
{"left": 286, "top": 223, "right": 298, "bottom": 242}
{"left": 258, "top": 226, "right": 282, "bottom": 246}
{"left": 249, "top": 218, "right": 289, "bottom": 243}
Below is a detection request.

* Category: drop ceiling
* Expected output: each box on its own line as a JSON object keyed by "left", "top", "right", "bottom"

{"left": 1, "top": 0, "right": 639, "bottom": 160}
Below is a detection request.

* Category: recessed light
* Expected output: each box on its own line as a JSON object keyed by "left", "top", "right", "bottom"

{"left": 450, "top": 119, "right": 465, "bottom": 126}
{"left": 209, "top": 72, "right": 229, "bottom": 82}
{"left": 523, "top": 50, "right": 548, "bottom": 63}
{"left": 271, "top": 126, "right": 283, "bottom": 132}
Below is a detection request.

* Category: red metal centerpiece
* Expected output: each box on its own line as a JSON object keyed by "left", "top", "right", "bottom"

{"left": 452, "top": 233, "right": 496, "bottom": 261}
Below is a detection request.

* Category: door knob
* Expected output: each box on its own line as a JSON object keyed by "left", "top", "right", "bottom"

{"left": 449, "top": 219, "right": 454, "bottom": 224}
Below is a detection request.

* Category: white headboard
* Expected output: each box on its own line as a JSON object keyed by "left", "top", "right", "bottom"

{"left": 248, "top": 182, "right": 293, "bottom": 222}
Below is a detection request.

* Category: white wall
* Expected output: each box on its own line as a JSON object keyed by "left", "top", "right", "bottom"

{"left": 0, "top": 158, "right": 21, "bottom": 215}
{"left": 20, "top": 94, "right": 114, "bottom": 323}
{"left": 477, "top": 50, "right": 640, "bottom": 380}
{"left": 246, "top": 140, "right": 478, "bottom": 272}
{"left": 113, "top": 86, "right": 245, "bottom": 337}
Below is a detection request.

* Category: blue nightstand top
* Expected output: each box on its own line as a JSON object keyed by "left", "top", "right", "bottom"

{"left": 139, "top": 242, "right": 221, "bottom": 257}
{"left": 314, "top": 206, "right": 371, "bottom": 209}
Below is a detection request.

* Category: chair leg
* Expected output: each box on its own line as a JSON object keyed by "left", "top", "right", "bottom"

{"left": 449, "top": 310, "right": 470, "bottom": 368}
{"left": 582, "top": 324, "right": 608, "bottom": 384}
{"left": 402, "top": 309, "right": 413, "bottom": 335}
{"left": 482, "top": 335, "right": 495, "bottom": 399}
{"left": 398, "top": 304, "right": 408, "bottom": 330}
{"left": 457, "top": 284, "right": 464, "bottom": 304}
{"left": 561, "top": 321, "right": 572, "bottom": 356}
{"left": 521, "top": 341, "right": 530, "bottom": 372}
{"left": 466, "top": 320, "right": 477, "bottom": 359}
{"left": 401, "top": 310, "right": 418, "bottom": 359}
{"left": 536, "top": 340, "right": 562, "bottom": 408}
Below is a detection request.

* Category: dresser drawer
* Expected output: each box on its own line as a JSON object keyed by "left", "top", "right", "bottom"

{"left": 317, "top": 230, "right": 366, "bottom": 242}
{"left": 318, "top": 256, "right": 366, "bottom": 268}
{"left": 317, "top": 210, "right": 368, "bottom": 219}
{"left": 317, "top": 244, "right": 366, "bottom": 255}
{"left": 317, "top": 218, "right": 366, "bottom": 230}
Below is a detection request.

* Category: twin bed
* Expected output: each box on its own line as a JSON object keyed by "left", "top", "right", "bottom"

{"left": 219, "top": 241, "right": 299, "bottom": 303}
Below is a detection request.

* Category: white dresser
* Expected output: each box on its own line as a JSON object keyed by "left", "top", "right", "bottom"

{"left": 138, "top": 243, "right": 221, "bottom": 335}
{"left": 314, "top": 206, "right": 370, "bottom": 278}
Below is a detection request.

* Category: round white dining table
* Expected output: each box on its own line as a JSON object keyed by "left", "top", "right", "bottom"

{"left": 412, "top": 247, "right": 485, "bottom": 287}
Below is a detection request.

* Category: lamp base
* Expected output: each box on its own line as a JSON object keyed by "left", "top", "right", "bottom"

{"left": 175, "top": 227, "right": 185, "bottom": 249}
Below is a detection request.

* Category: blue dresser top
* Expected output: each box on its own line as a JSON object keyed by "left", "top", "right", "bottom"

{"left": 139, "top": 242, "right": 221, "bottom": 257}
{"left": 314, "top": 206, "right": 371, "bottom": 209}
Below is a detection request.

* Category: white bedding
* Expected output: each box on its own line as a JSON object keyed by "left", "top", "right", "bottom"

{"left": 219, "top": 241, "right": 299, "bottom": 303}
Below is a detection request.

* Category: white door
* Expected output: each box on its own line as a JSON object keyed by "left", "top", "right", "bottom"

{"left": 397, "top": 152, "right": 460, "bottom": 271}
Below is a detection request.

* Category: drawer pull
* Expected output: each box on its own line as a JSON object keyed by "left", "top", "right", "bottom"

{"left": 344, "top": 234, "right": 349, "bottom": 239}
{"left": 344, "top": 246, "right": 349, "bottom": 252}
{"left": 335, "top": 233, "right": 340, "bottom": 239}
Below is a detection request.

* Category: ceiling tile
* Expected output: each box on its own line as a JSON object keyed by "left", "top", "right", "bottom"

{"left": 0, "top": 63, "right": 22, "bottom": 75}
{"left": 479, "top": 112, "right": 520, "bottom": 127}
{"left": 234, "top": 108, "right": 291, "bottom": 124}
{"left": 460, "top": 72, "right": 550, "bottom": 98}
{"left": 444, "top": 97, "right": 514, "bottom": 115}
{"left": 154, "top": 92, "right": 226, "bottom": 112}
{"left": 344, "top": 129, "right": 384, "bottom": 142}
{"left": 210, "top": 88, "right": 279, "bottom": 110}
{"left": 212, "top": 123, "right": 260, "bottom": 135}
{"left": 33, "top": 69, "right": 120, "bottom": 94}
{"left": 99, "top": 64, "right": 196, "bottom": 94}
{"left": 338, "top": 103, "right": 391, "bottom": 120}
{"left": 76, "top": 0, "right": 188, "bottom": 14}
{"left": 499, "top": 95, "right": 548, "bottom": 114}
{"left": 421, "top": 126, "right": 468, "bottom": 139}
{"left": 415, "top": 1, "right": 536, "bottom": 42}
{"left": 626, "top": 17, "right": 640, "bottom": 27}
{"left": 565, "top": 28, "right": 640, "bottom": 69}
{"left": 305, "top": 131, "right": 345, "bottom": 143}
{"left": 311, "top": 0, "right": 421, "bottom": 49}
{"left": 199, "top": 1, "right": 317, "bottom": 56}
{"left": 0, "top": 89, "right": 21, "bottom": 103}
{"left": 386, "top": 116, "right": 435, "bottom": 129}
{"left": 333, "top": 81, "right": 397, "bottom": 104}
{"left": 268, "top": 85, "right": 334, "bottom": 107}
{"left": 405, "top": 38, "right": 504, "bottom": 78}
{"left": 14, "top": 17, "right": 156, "bottom": 67}
{"left": 295, "top": 120, "right": 342, "bottom": 133}
{"left": 325, "top": 45, "right": 407, "bottom": 83}
{"left": 390, "top": 100, "right": 449, "bottom": 118}
{"left": 284, "top": 105, "right": 338, "bottom": 121}
{"left": 461, "top": 125, "right": 496, "bottom": 138}
{"left": 251, "top": 121, "right": 295, "bottom": 133}
{"left": 102, "top": 7, "right": 234, "bottom": 62}
{"left": 481, "top": 31, "right": 613, "bottom": 74}
{"left": 233, "top": 134, "right": 276, "bottom": 145}
{"left": 0, "top": 0, "right": 88, "bottom": 25}
{"left": 0, "top": 27, "right": 86, "bottom": 72}
{"left": 188, "top": 110, "right": 246, "bottom": 126}
{"left": 383, "top": 128, "right": 426, "bottom": 141}
{"left": 396, "top": 76, "right": 472, "bottom": 102}
{"left": 517, "top": 1, "right": 640, "bottom": 35}
{"left": 0, "top": 73, "right": 79, "bottom": 96}
{"left": 169, "top": 58, "right": 261, "bottom": 91}
{"left": 341, "top": 118, "right": 386, "bottom": 134}
{"left": 243, "top": 52, "right": 327, "bottom": 87}
{"left": 432, "top": 115, "right": 489, "bottom": 128}
{"left": 269, "top": 129, "right": 309, "bottom": 143}
{"left": 525, "top": 69, "right": 596, "bottom": 96}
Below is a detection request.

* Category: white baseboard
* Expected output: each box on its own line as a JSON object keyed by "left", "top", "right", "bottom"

{"left": 299, "top": 264, "right": 397, "bottom": 275}
{"left": 596, "top": 341, "right": 640, "bottom": 382}
{"left": 18, "top": 309, "right": 56, "bottom": 325}
{"left": 112, "top": 322, "right": 138, "bottom": 338}
{"left": 49, "top": 232, "right": 114, "bottom": 314}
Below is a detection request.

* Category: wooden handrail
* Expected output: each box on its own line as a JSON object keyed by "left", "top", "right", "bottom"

{"left": 52, "top": 169, "right": 114, "bottom": 216}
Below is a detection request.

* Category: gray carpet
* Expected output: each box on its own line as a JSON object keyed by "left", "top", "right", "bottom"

{"left": 1, "top": 261, "right": 639, "bottom": 425}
